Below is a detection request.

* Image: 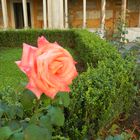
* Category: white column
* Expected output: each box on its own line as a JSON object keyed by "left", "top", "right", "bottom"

{"left": 43, "top": 0, "right": 47, "bottom": 29}
{"left": 121, "top": 0, "right": 127, "bottom": 23}
{"left": 59, "top": 0, "right": 64, "bottom": 29}
{"left": 22, "top": 0, "right": 28, "bottom": 28}
{"left": 47, "top": 0, "right": 52, "bottom": 28}
{"left": 101, "top": 0, "right": 106, "bottom": 37}
{"left": 47, "top": 0, "right": 64, "bottom": 29}
{"left": 1, "top": 0, "right": 8, "bottom": 29}
{"left": 83, "top": 0, "right": 86, "bottom": 28}
{"left": 52, "top": 0, "right": 59, "bottom": 28}
{"left": 64, "top": 0, "right": 68, "bottom": 28}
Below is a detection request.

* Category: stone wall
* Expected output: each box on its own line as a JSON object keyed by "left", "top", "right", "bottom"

{"left": 68, "top": 0, "right": 139, "bottom": 29}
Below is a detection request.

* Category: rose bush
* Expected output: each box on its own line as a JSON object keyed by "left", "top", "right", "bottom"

{"left": 16, "top": 36, "right": 78, "bottom": 99}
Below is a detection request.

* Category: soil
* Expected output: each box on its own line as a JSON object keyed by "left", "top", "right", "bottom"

{"left": 118, "top": 94, "right": 140, "bottom": 139}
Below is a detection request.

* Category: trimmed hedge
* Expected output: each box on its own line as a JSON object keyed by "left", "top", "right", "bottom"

{"left": 0, "top": 29, "right": 137, "bottom": 139}
{"left": 0, "top": 29, "right": 74, "bottom": 48}
{"left": 63, "top": 57, "right": 135, "bottom": 139}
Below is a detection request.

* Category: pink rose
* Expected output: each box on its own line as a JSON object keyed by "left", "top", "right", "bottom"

{"left": 16, "top": 36, "right": 78, "bottom": 99}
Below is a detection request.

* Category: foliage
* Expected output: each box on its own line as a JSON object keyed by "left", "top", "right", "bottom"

{"left": 119, "top": 43, "right": 140, "bottom": 88}
{"left": 61, "top": 54, "right": 136, "bottom": 139}
{"left": 0, "top": 29, "right": 137, "bottom": 139}
{"left": 0, "top": 29, "right": 75, "bottom": 49}
{"left": 73, "top": 30, "right": 121, "bottom": 70}
{"left": 106, "top": 16, "right": 128, "bottom": 48}
{"left": 115, "top": 42, "right": 140, "bottom": 97}
{"left": 0, "top": 89, "right": 69, "bottom": 140}
{"left": 101, "top": 122, "right": 140, "bottom": 140}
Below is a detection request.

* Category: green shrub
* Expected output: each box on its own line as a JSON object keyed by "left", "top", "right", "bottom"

{"left": 62, "top": 56, "right": 136, "bottom": 139}
{"left": 73, "top": 30, "right": 121, "bottom": 70}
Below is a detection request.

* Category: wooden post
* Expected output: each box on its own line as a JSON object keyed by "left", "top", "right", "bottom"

{"left": 83, "top": 0, "right": 86, "bottom": 28}
{"left": 64, "top": 0, "right": 68, "bottom": 28}
{"left": 43, "top": 0, "right": 47, "bottom": 29}
{"left": 121, "top": 0, "right": 127, "bottom": 23}
{"left": 101, "top": 0, "right": 106, "bottom": 37}
{"left": 1, "top": 0, "right": 8, "bottom": 29}
{"left": 22, "top": 0, "right": 28, "bottom": 29}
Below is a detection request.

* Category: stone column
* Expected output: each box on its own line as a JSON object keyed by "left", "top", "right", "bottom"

{"left": 59, "top": 0, "right": 64, "bottom": 29}
{"left": 1, "top": 0, "right": 8, "bottom": 29}
{"left": 43, "top": 0, "right": 47, "bottom": 29}
{"left": 64, "top": 0, "right": 68, "bottom": 28}
{"left": 100, "top": 0, "right": 106, "bottom": 37}
{"left": 47, "top": 0, "right": 64, "bottom": 29}
{"left": 47, "top": 0, "right": 52, "bottom": 28}
{"left": 22, "top": 0, "right": 28, "bottom": 28}
{"left": 83, "top": 0, "right": 86, "bottom": 28}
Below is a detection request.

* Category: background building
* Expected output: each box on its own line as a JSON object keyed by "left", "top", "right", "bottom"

{"left": 0, "top": 0, "right": 140, "bottom": 41}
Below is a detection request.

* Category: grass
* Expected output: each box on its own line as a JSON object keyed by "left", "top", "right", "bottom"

{"left": 0, "top": 47, "right": 27, "bottom": 92}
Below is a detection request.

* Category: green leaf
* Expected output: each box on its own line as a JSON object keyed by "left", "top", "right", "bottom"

{"left": 30, "top": 114, "right": 39, "bottom": 124}
{"left": 48, "top": 106, "right": 65, "bottom": 126}
{"left": 6, "top": 106, "right": 23, "bottom": 119}
{"left": 121, "top": 132, "right": 131, "bottom": 140}
{"left": 113, "top": 135, "right": 122, "bottom": 140}
{"left": 40, "top": 115, "right": 52, "bottom": 130}
{"left": 0, "top": 126, "right": 13, "bottom": 140}
{"left": 0, "top": 108, "right": 4, "bottom": 118}
{"left": 6, "top": 106, "right": 17, "bottom": 119}
{"left": 9, "top": 132, "right": 24, "bottom": 140}
{"left": 20, "top": 90, "right": 36, "bottom": 110}
{"left": 105, "top": 135, "right": 114, "bottom": 140}
{"left": 24, "top": 124, "right": 51, "bottom": 140}
{"left": 8, "top": 120, "right": 21, "bottom": 131}
{"left": 16, "top": 107, "right": 23, "bottom": 118}
{"left": 40, "top": 94, "right": 51, "bottom": 106}
{"left": 54, "top": 92, "right": 70, "bottom": 107}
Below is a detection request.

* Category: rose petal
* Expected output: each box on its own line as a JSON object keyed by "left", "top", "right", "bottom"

{"left": 21, "top": 43, "right": 36, "bottom": 66}
{"left": 15, "top": 44, "right": 36, "bottom": 74}
{"left": 38, "top": 36, "right": 49, "bottom": 48}
{"left": 15, "top": 60, "right": 30, "bottom": 74}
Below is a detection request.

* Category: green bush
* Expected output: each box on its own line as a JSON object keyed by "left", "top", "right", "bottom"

{"left": 73, "top": 30, "right": 121, "bottom": 71}
{"left": 0, "top": 29, "right": 137, "bottom": 139}
{"left": 62, "top": 56, "right": 136, "bottom": 139}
